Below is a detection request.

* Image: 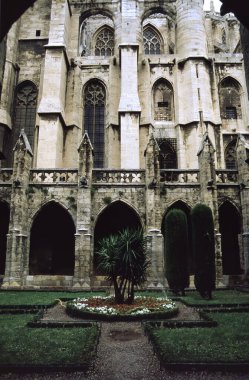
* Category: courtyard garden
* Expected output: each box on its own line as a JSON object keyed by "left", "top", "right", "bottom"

{"left": 0, "top": 288, "right": 248, "bottom": 371}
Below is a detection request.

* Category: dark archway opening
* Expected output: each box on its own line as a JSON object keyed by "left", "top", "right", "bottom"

{"left": 0, "top": 202, "right": 10, "bottom": 275}
{"left": 219, "top": 202, "right": 241, "bottom": 275}
{"left": 29, "top": 203, "right": 75, "bottom": 275}
{"left": 162, "top": 201, "right": 193, "bottom": 274}
{"left": 94, "top": 201, "right": 142, "bottom": 272}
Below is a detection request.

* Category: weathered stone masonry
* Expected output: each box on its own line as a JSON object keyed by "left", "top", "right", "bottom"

{"left": 0, "top": 0, "right": 249, "bottom": 289}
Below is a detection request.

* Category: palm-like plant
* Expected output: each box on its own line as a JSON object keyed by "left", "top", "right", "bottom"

{"left": 96, "top": 228, "right": 149, "bottom": 304}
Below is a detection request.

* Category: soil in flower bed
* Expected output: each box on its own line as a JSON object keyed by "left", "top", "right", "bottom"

{"left": 41, "top": 300, "right": 201, "bottom": 323}
{"left": 66, "top": 296, "right": 178, "bottom": 321}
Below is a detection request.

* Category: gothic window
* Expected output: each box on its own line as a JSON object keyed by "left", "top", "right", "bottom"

{"left": 158, "top": 139, "right": 177, "bottom": 169}
{"left": 13, "top": 81, "right": 38, "bottom": 148}
{"left": 95, "top": 27, "right": 114, "bottom": 56}
{"left": 153, "top": 80, "right": 174, "bottom": 121}
{"left": 84, "top": 80, "right": 105, "bottom": 168}
{"left": 143, "top": 27, "right": 162, "bottom": 55}
{"left": 225, "top": 139, "right": 237, "bottom": 169}
{"left": 219, "top": 77, "right": 242, "bottom": 119}
{"left": 226, "top": 106, "right": 237, "bottom": 119}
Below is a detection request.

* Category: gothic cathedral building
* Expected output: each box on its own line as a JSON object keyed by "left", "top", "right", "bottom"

{"left": 0, "top": 0, "right": 249, "bottom": 289}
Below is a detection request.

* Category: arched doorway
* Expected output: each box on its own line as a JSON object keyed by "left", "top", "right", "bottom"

{"left": 94, "top": 201, "right": 142, "bottom": 271}
{"left": 29, "top": 203, "right": 75, "bottom": 275}
{"left": 219, "top": 202, "right": 241, "bottom": 275}
{"left": 0, "top": 202, "right": 10, "bottom": 275}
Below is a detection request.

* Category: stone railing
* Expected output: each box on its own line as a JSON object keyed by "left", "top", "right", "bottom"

{"left": 93, "top": 169, "right": 145, "bottom": 184}
{"left": 216, "top": 170, "right": 238, "bottom": 184}
{"left": 30, "top": 169, "right": 78, "bottom": 184}
{"left": 160, "top": 169, "right": 199, "bottom": 184}
{"left": 0, "top": 169, "right": 13, "bottom": 183}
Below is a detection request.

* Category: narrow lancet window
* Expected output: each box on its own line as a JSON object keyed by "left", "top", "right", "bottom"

{"left": 84, "top": 80, "right": 106, "bottom": 168}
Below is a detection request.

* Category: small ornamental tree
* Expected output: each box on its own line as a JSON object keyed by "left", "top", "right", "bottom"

{"left": 191, "top": 204, "right": 216, "bottom": 299}
{"left": 164, "top": 209, "right": 189, "bottom": 295}
{"left": 97, "top": 228, "right": 149, "bottom": 304}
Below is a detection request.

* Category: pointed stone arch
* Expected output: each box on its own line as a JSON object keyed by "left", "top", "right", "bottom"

{"left": 79, "top": 10, "right": 114, "bottom": 56}
{"left": 93, "top": 200, "right": 142, "bottom": 272}
{"left": 219, "top": 76, "right": 242, "bottom": 120}
{"left": 29, "top": 202, "right": 75, "bottom": 275}
{"left": 0, "top": 202, "right": 10, "bottom": 275}
{"left": 219, "top": 201, "right": 242, "bottom": 275}
{"left": 141, "top": 6, "right": 175, "bottom": 24}
{"left": 224, "top": 138, "right": 237, "bottom": 169}
{"left": 153, "top": 78, "right": 174, "bottom": 122}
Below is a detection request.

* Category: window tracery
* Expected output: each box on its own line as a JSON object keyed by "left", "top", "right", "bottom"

{"left": 143, "top": 27, "right": 162, "bottom": 55}
{"left": 14, "top": 81, "right": 38, "bottom": 148}
{"left": 84, "top": 80, "right": 106, "bottom": 168}
{"left": 95, "top": 27, "right": 114, "bottom": 56}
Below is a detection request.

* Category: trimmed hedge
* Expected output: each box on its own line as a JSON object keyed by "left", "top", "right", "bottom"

{"left": 191, "top": 204, "right": 216, "bottom": 298}
{"left": 164, "top": 209, "right": 189, "bottom": 294}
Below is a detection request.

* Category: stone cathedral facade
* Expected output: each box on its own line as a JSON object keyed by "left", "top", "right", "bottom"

{"left": 0, "top": 0, "right": 249, "bottom": 289}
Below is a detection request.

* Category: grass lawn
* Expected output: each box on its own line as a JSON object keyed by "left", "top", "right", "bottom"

{"left": 147, "top": 312, "right": 249, "bottom": 363}
{"left": 178, "top": 290, "right": 249, "bottom": 306}
{"left": 0, "top": 291, "right": 105, "bottom": 306}
{"left": 0, "top": 314, "right": 99, "bottom": 366}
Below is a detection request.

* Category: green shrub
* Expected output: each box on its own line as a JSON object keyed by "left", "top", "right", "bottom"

{"left": 97, "top": 228, "right": 149, "bottom": 304}
{"left": 164, "top": 209, "right": 189, "bottom": 295}
{"left": 191, "top": 204, "right": 216, "bottom": 299}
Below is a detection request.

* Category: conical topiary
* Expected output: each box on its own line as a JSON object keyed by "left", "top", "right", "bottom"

{"left": 191, "top": 203, "right": 216, "bottom": 299}
{"left": 164, "top": 208, "right": 189, "bottom": 295}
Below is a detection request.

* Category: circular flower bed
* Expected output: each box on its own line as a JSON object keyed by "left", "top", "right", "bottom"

{"left": 67, "top": 296, "right": 178, "bottom": 321}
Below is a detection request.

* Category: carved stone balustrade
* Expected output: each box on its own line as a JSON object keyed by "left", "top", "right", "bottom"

{"left": 160, "top": 169, "right": 199, "bottom": 184}
{"left": 216, "top": 170, "right": 238, "bottom": 184}
{"left": 93, "top": 169, "right": 145, "bottom": 185}
{"left": 30, "top": 169, "right": 78, "bottom": 184}
{"left": 0, "top": 169, "right": 13, "bottom": 184}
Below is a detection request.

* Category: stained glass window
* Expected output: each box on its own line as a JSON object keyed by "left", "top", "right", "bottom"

{"left": 14, "top": 81, "right": 38, "bottom": 148}
{"left": 84, "top": 80, "right": 105, "bottom": 168}
{"left": 95, "top": 27, "right": 114, "bottom": 56}
{"left": 143, "top": 27, "right": 162, "bottom": 55}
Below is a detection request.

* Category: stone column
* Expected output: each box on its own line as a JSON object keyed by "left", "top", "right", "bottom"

{"left": 144, "top": 133, "right": 160, "bottom": 230}
{"left": 2, "top": 131, "right": 32, "bottom": 288}
{"left": 73, "top": 133, "right": 93, "bottom": 289}
{"left": 0, "top": 21, "right": 20, "bottom": 159}
{"left": 144, "top": 134, "right": 165, "bottom": 288}
{"left": 236, "top": 135, "right": 249, "bottom": 278}
{"left": 176, "top": 0, "right": 207, "bottom": 58}
{"left": 37, "top": 0, "right": 71, "bottom": 168}
{"left": 146, "top": 229, "right": 165, "bottom": 289}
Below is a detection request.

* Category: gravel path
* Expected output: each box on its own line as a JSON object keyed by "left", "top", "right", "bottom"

{"left": 1, "top": 303, "right": 249, "bottom": 379}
